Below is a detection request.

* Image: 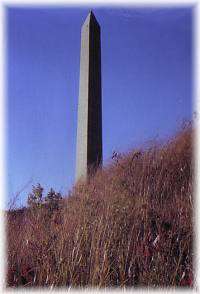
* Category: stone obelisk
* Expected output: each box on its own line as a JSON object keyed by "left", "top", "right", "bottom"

{"left": 76, "top": 11, "right": 102, "bottom": 181}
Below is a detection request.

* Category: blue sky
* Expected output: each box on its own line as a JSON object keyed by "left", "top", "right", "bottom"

{"left": 6, "top": 6, "right": 193, "bottom": 207}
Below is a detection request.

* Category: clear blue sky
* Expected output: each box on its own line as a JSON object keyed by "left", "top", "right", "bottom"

{"left": 6, "top": 6, "right": 193, "bottom": 207}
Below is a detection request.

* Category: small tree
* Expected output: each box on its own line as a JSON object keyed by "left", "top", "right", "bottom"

{"left": 44, "top": 188, "right": 62, "bottom": 212}
{"left": 27, "top": 184, "right": 43, "bottom": 208}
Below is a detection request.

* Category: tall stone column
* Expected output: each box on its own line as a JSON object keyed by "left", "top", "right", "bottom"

{"left": 76, "top": 11, "right": 102, "bottom": 181}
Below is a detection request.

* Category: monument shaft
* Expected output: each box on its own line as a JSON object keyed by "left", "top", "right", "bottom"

{"left": 76, "top": 12, "right": 102, "bottom": 181}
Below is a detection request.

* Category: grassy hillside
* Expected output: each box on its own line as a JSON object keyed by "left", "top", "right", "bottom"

{"left": 6, "top": 125, "right": 194, "bottom": 288}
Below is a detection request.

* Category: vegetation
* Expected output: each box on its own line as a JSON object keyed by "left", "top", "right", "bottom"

{"left": 6, "top": 125, "right": 194, "bottom": 288}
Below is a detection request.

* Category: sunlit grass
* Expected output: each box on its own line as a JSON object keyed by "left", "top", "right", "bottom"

{"left": 6, "top": 124, "right": 193, "bottom": 288}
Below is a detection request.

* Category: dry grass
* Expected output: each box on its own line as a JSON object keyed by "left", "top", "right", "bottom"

{"left": 6, "top": 125, "right": 194, "bottom": 288}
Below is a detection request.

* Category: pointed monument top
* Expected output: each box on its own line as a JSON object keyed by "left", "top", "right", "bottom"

{"left": 83, "top": 10, "right": 100, "bottom": 28}
{"left": 88, "top": 10, "right": 95, "bottom": 18}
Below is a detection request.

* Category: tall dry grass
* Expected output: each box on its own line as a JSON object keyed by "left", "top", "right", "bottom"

{"left": 6, "top": 125, "right": 194, "bottom": 288}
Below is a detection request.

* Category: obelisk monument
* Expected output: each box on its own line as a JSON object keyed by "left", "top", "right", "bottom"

{"left": 76, "top": 11, "right": 102, "bottom": 181}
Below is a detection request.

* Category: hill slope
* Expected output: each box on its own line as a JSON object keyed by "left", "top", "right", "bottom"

{"left": 6, "top": 125, "right": 193, "bottom": 288}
